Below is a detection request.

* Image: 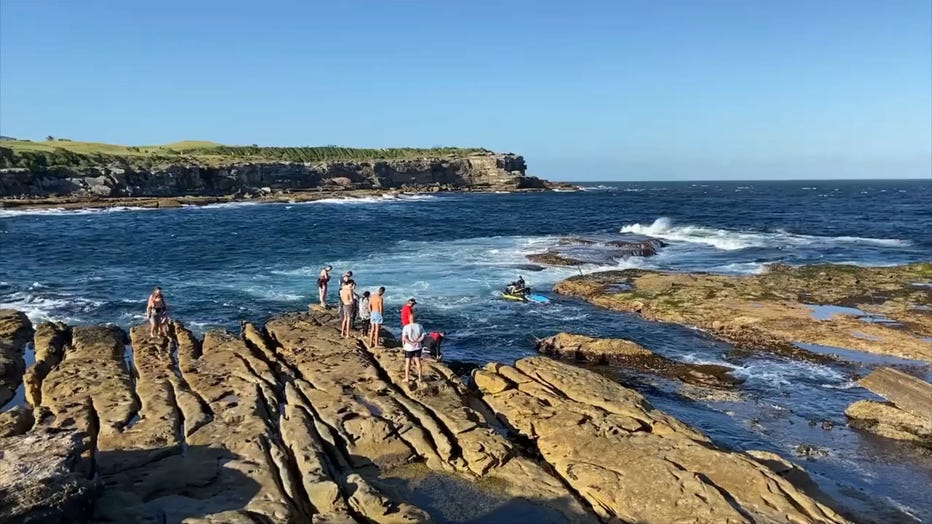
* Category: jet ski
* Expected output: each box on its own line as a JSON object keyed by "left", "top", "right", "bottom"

{"left": 501, "top": 289, "right": 550, "bottom": 304}
{"left": 501, "top": 276, "right": 549, "bottom": 304}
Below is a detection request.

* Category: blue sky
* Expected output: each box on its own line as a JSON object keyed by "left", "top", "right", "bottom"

{"left": 1, "top": 1, "right": 929, "bottom": 180}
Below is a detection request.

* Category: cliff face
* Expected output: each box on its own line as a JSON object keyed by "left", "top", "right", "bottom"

{"left": 0, "top": 153, "right": 545, "bottom": 198}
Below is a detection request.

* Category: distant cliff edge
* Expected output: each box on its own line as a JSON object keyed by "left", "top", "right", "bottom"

{"left": 0, "top": 141, "right": 555, "bottom": 200}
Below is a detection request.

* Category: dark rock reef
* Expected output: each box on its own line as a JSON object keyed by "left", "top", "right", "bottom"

{"left": 535, "top": 332, "right": 741, "bottom": 390}
{"left": 0, "top": 308, "right": 850, "bottom": 523}
{"left": 527, "top": 238, "right": 665, "bottom": 266}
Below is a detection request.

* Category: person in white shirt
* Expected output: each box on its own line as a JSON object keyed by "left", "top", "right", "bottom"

{"left": 401, "top": 315, "right": 426, "bottom": 385}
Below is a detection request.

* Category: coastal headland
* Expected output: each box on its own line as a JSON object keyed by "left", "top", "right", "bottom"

{"left": 0, "top": 139, "right": 569, "bottom": 210}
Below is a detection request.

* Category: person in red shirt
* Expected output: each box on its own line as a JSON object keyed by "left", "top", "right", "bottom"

{"left": 401, "top": 298, "right": 416, "bottom": 327}
{"left": 423, "top": 331, "right": 445, "bottom": 360}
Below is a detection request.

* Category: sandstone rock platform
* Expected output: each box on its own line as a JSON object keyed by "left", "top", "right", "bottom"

{"left": 845, "top": 367, "right": 932, "bottom": 447}
{"left": 535, "top": 332, "right": 741, "bottom": 390}
{"left": 553, "top": 263, "right": 932, "bottom": 362}
{"left": 0, "top": 308, "right": 852, "bottom": 523}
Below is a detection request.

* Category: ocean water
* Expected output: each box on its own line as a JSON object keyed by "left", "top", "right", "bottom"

{"left": 2, "top": 179, "right": 931, "bottom": 520}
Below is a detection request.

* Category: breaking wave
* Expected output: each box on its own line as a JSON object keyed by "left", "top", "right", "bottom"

{"left": 303, "top": 193, "right": 439, "bottom": 205}
{"left": 0, "top": 206, "right": 154, "bottom": 218}
{"left": 620, "top": 217, "right": 910, "bottom": 251}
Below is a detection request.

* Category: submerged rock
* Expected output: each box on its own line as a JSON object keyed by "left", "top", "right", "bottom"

{"left": 526, "top": 250, "right": 587, "bottom": 266}
{"left": 535, "top": 332, "right": 741, "bottom": 390}
{"left": 527, "top": 238, "right": 665, "bottom": 267}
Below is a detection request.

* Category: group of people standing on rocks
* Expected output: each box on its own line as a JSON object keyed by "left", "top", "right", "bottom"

{"left": 318, "top": 265, "right": 445, "bottom": 385}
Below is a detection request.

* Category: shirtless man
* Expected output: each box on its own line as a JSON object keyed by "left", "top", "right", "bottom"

{"left": 339, "top": 282, "right": 355, "bottom": 338}
{"left": 317, "top": 265, "right": 332, "bottom": 307}
{"left": 368, "top": 287, "right": 385, "bottom": 347}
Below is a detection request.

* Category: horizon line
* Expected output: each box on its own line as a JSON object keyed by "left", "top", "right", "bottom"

{"left": 561, "top": 177, "right": 931, "bottom": 183}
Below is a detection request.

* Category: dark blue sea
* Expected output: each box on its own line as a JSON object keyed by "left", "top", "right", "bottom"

{"left": 2, "top": 179, "right": 931, "bottom": 521}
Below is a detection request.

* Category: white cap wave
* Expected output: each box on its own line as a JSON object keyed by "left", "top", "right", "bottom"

{"left": 620, "top": 217, "right": 910, "bottom": 251}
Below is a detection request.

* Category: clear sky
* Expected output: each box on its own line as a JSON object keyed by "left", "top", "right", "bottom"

{"left": 1, "top": 1, "right": 930, "bottom": 180}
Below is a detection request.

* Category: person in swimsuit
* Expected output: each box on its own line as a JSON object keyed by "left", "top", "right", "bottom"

{"left": 146, "top": 287, "right": 169, "bottom": 338}
{"left": 339, "top": 281, "right": 355, "bottom": 338}
{"left": 401, "top": 314, "right": 426, "bottom": 385}
{"left": 338, "top": 274, "right": 356, "bottom": 324}
{"left": 369, "top": 287, "right": 385, "bottom": 347}
{"left": 317, "top": 265, "right": 332, "bottom": 307}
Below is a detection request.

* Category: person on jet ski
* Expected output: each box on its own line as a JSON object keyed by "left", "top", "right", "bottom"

{"left": 505, "top": 276, "right": 530, "bottom": 297}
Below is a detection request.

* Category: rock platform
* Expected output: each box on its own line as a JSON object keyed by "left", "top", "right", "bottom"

{"left": 1, "top": 308, "right": 852, "bottom": 523}
{"left": 554, "top": 263, "right": 932, "bottom": 362}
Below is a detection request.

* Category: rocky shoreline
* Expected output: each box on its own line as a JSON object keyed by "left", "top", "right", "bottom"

{"left": 553, "top": 263, "right": 932, "bottom": 362}
{"left": 0, "top": 185, "right": 564, "bottom": 212}
{"left": 0, "top": 150, "right": 580, "bottom": 210}
{"left": 1, "top": 307, "right": 851, "bottom": 523}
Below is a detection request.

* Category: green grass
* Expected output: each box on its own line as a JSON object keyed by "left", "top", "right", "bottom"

{"left": 0, "top": 139, "right": 492, "bottom": 170}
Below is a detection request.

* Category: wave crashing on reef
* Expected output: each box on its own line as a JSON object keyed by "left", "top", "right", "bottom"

{"left": 620, "top": 217, "right": 910, "bottom": 251}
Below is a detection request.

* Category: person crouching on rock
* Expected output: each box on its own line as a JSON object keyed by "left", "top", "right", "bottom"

{"left": 317, "top": 265, "right": 332, "bottom": 307}
{"left": 422, "top": 331, "right": 445, "bottom": 361}
{"left": 401, "top": 314, "right": 426, "bottom": 386}
{"left": 146, "top": 287, "right": 169, "bottom": 339}
{"left": 340, "top": 280, "right": 355, "bottom": 338}
{"left": 369, "top": 287, "right": 385, "bottom": 347}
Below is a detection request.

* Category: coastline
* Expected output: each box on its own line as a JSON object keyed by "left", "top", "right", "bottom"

{"left": 0, "top": 184, "right": 573, "bottom": 212}
{"left": 3, "top": 182, "right": 931, "bottom": 521}
{"left": 0, "top": 307, "right": 850, "bottom": 523}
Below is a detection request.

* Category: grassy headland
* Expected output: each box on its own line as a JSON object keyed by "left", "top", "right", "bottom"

{"left": 0, "top": 138, "right": 492, "bottom": 170}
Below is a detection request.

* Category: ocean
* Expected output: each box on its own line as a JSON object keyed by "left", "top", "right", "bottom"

{"left": 2, "top": 179, "right": 931, "bottom": 520}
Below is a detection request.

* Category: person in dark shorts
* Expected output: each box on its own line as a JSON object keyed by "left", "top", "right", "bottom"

{"left": 401, "top": 314, "right": 426, "bottom": 385}
{"left": 339, "top": 281, "right": 355, "bottom": 338}
{"left": 422, "top": 331, "right": 445, "bottom": 360}
{"left": 338, "top": 274, "right": 356, "bottom": 324}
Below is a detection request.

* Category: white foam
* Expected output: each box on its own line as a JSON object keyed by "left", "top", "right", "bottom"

{"left": 302, "top": 193, "right": 439, "bottom": 205}
{"left": 0, "top": 206, "right": 152, "bottom": 218}
{"left": 183, "top": 201, "right": 263, "bottom": 210}
{"left": 730, "top": 359, "right": 844, "bottom": 387}
{"left": 0, "top": 291, "right": 105, "bottom": 323}
{"left": 620, "top": 217, "right": 911, "bottom": 251}
{"left": 711, "top": 262, "right": 768, "bottom": 274}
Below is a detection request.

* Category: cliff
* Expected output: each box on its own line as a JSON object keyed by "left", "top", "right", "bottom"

{"left": 0, "top": 141, "right": 548, "bottom": 199}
